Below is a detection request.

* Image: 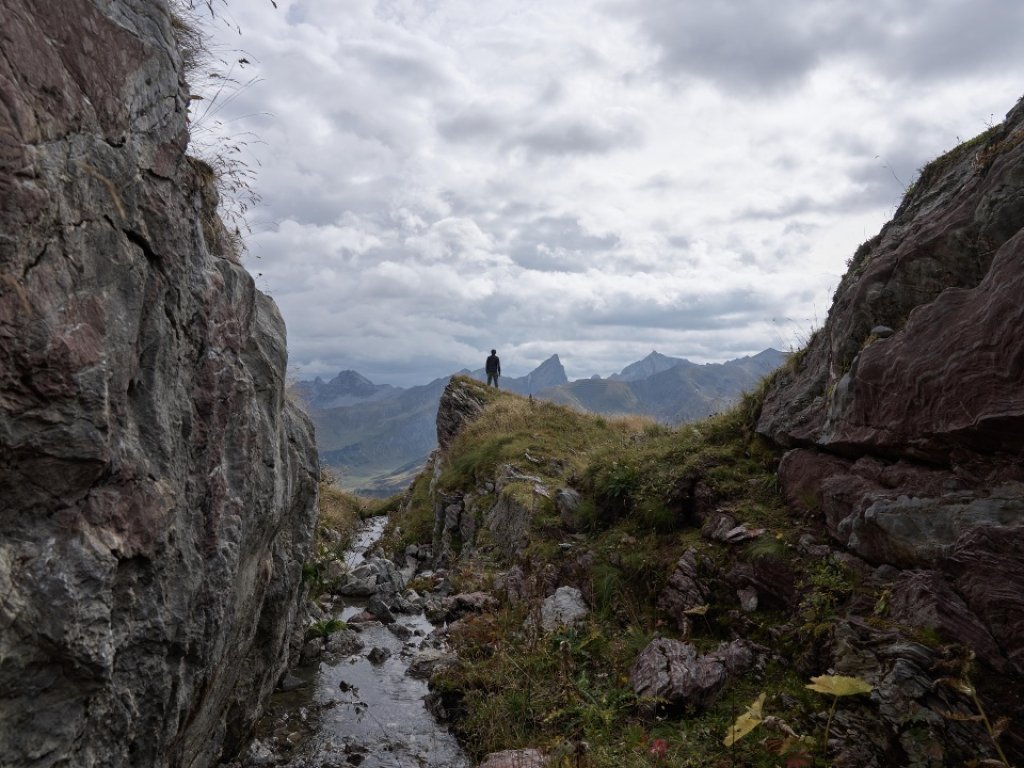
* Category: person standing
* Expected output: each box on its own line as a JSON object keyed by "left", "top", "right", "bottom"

{"left": 485, "top": 349, "right": 501, "bottom": 388}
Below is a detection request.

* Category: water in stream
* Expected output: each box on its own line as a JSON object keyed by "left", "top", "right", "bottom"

{"left": 236, "top": 516, "right": 470, "bottom": 768}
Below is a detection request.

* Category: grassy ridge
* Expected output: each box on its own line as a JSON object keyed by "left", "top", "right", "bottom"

{"left": 383, "top": 376, "right": 885, "bottom": 766}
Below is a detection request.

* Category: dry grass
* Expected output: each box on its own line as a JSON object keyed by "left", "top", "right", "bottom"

{"left": 169, "top": 0, "right": 264, "bottom": 247}
{"left": 318, "top": 471, "right": 370, "bottom": 530}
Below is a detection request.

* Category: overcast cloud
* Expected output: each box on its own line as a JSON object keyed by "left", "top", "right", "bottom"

{"left": 196, "top": 0, "right": 1024, "bottom": 385}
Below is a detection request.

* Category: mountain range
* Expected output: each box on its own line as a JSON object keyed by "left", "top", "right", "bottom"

{"left": 294, "top": 349, "right": 786, "bottom": 496}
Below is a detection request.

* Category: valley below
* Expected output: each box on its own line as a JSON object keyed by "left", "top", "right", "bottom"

{"left": 296, "top": 349, "right": 785, "bottom": 497}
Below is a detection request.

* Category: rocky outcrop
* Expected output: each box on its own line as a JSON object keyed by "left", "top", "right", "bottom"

{"left": 436, "top": 375, "right": 489, "bottom": 452}
{"left": 0, "top": 3, "right": 318, "bottom": 767}
{"left": 759, "top": 97, "right": 1024, "bottom": 455}
{"left": 629, "top": 638, "right": 756, "bottom": 709}
{"left": 757, "top": 96, "right": 1024, "bottom": 755}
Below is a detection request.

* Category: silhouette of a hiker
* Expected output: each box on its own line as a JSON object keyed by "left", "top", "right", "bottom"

{"left": 485, "top": 349, "right": 501, "bottom": 388}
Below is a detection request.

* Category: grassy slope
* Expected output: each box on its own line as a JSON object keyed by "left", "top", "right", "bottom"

{"left": 386, "top": 376, "right": 888, "bottom": 767}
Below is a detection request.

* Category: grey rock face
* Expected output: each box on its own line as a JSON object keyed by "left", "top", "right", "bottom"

{"left": 0, "top": 3, "right": 318, "bottom": 767}
{"left": 540, "top": 586, "right": 589, "bottom": 631}
{"left": 337, "top": 557, "right": 407, "bottom": 597}
{"left": 436, "top": 377, "right": 488, "bottom": 451}
{"left": 629, "top": 639, "right": 755, "bottom": 708}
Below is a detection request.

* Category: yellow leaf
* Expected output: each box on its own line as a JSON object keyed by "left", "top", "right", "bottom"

{"left": 723, "top": 693, "right": 766, "bottom": 746}
{"left": 683, "top": 604, "right": 709, "bottom": 616}
{"left": 805, "top": 675, "right": 873, "bottom": 697}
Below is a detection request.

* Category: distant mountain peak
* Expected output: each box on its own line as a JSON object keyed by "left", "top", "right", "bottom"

{"left": 612, "top": 350, "right": 692, "bottom": 381}
{"left": 328, "top": 370, "right": 375, "bottom": 387}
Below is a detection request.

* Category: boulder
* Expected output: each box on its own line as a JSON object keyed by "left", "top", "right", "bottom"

{"left": 540, "top": 586, "right": 589, "bottom": 631}
{"left": 407, "top": 648, "right": 459, "bottom": 680}
{"left": 324, "top": 630, "right": 364, "bottom": 658}
{"left": 629, "top": 639, "right": 755, "bottom": 708}
{"left": 366, "top": 595, "right": 396, "bottom": 624}
{"left": 702, "top": 511, "right": 766, "bottom": 543}
{"left": 337, "top": 557, "right": 406, "bottom": 597}
{"left": 387, "top": 623, "right": 413, "bottom": 641}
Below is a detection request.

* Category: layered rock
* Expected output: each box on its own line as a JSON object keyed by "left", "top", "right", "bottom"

{"left": 0, "top": 2, "right": 318, "bottom": 767}
{"left": 757, "top": 96, "right": 1024, "bottom": 753}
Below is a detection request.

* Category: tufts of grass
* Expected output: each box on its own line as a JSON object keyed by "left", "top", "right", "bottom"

{"left": 170, "top": 0, "right": 267, "bottom": 248}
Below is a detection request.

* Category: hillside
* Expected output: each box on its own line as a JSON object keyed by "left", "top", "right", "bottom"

{"left": 301, "top": 349, "right": 782, "bottom": 495}
{"left": 384, "top": 97, "right": 1024, "bottom": 768}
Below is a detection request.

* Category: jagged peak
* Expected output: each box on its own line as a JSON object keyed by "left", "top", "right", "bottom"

{"left": 328, "top": 369, "right": 375, "bottom": 387}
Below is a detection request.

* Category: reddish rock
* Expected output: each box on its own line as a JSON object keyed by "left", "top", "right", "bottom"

{"left": 0, "top": 3, "right": 318, "bottom": 766}
{"left": 887, "top": 570, "right": 1004, "bottom": 671}
{"left": 946, "top": 527, "right": 1024, "bottom": 675}
{"left": 758, "top": 97, "right": 1024, "bottom": 761}
{"left": 759, "top": 98, "right": 1024, "bottom": 453}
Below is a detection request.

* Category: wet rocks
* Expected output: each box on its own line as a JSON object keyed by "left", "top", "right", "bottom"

{"left": 366, "top": 595, "right": 396, "bottom": 624}
{"left": 408, "top": 648, "right": 459, "bottom": 680}
{"left": 629, "top": 638, "right": 756, "bottom": 709}
{"left": 325, "top": 630, "right": 364, "bottom": 658}
{"left": 337, "top": 557, "right": 406, "bottom": 597}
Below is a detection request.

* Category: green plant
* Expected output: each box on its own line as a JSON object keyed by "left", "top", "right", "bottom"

{"left": 797, "top": 555, "right": 855, "bottom": 637}
{"left": 742, "top": 533, "right": 788, "bottom": 562}
{"left": 306, "top": 618, "right": 347, "bottom": 640}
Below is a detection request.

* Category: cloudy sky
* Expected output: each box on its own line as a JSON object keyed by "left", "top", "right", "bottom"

{"left": 195, "top": 0, "right": 1023, "bottom": 386}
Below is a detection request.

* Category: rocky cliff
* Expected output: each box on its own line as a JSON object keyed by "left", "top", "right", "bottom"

{"left": 758, "top": 97, "right": 1024, "bottom": 748}
{"left": 0, "top": 2, "right": 319, "bottom": 767}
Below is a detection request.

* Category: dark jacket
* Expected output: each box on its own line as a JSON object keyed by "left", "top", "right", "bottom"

{"left": 485, "top": 354, "right": 501, "bottom": 375}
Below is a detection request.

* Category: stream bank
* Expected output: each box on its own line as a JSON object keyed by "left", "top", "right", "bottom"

{"left": 223, "top": 516, "right": 469, "bottom": 768}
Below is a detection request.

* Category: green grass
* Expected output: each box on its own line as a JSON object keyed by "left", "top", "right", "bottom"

{"left": 436, "top": 602, "right": 823, "bottom": 768}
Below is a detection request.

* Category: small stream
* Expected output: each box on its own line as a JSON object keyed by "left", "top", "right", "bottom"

{"left": 234, "top": 516, "right": 470, "bottom": 768}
